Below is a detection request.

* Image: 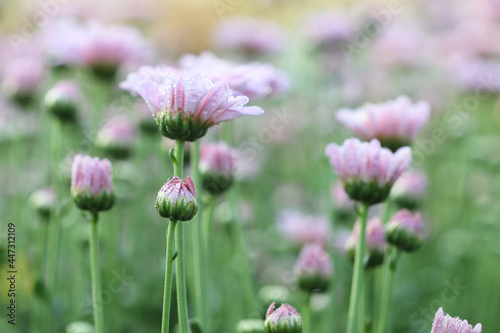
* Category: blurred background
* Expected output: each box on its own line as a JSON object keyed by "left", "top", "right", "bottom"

{"left": 0, "top": 0, "right": 499, "bottom": 332}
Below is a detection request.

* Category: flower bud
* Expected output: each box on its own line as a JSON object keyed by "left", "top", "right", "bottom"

{"left": 71, "top": 154, "right": 115, "bottom": 212}
{"left": 386, "top": 209, "right": 423, "bottom": 252}
{"left": 96, "top": 117, "right": 136, "bottom": 159}
{"left": 237, "top": 319, "right": 266, "bottom": 333}
{"left": 29, "top": 187, "right": 57, "bottom": 219}
{"left": 200, "top": 142, "right": 237, "bottom": 196}
{"left": 294, "top": 243, "right": 332, "bottom": 293}
{"left": 155, "top": 176, "right": 198, "bottom": 221}
{"left": 265, "top": 302, "right": 302, "bottom": 333}
{"left": 390, "top": 170, "right": 427, "bottom": 210}
{"left": 44, "top": 80, "right": 81, "bottom": 122}
{"left": 346, "top": 217, "right": 387, "bottom": 269}
{"left": 431, "top": 308, "right": 482, "bottom": 333}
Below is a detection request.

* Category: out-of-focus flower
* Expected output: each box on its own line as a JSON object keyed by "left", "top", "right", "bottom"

{"left": 265, "top": 302, "right": 302, "bottom": 333}
{"left": 200, "top": 142, "right": 237, "bottom": 196}
{"left": 391, "top": 169, "right": 428, "bottom": 209}
{"left": 29, "top": 187, "right": 57, "bottom": 219}
{"left": 294, "top": 243, "right": 332, "bottom": 292}
{"left": 336, "top": 96, "right": 430, "bottom": 150}
{"left": 44, "top": 19, "right": 152, "bottom": 80}
{"left": 303, "top": 9, "right": 358, "bottom": 49}
{"left": 330, "top": 182, "right": 354, "bottom": 216}
{"left": 325, "top": 138, "right": 412, "bottom": 205}
{"left": 212, "top": 17, "right": 288, "bottom": 55}
{"left": 386, "top": 209, "right": 424, "bottom": 252}
{"left": 276, "top": 211, "right": 330, "bottom": 247}
{"left": 155, "top": 176, "right": 198, "bottom": 221}
{"left": 135, "top": 72, "right": 264, "bottom": 141}
{"left": 178, "top": 52, "right": 290, "bottom": 99}
{"left": 95, "top": 117, "right": 136, "bottom": 159}
{"left": 1, "top": 53, "right": 45, "bottom": 107}
{"left": 346, "top": 217, "right": 387, "bottom": 268}
{"left": 431, "top": 307, "right": 482, "bottom": 333}
{"left": 71, "top": 154, "right": 115, "bottom": 212}
{"left": 66, "top": 321, "right": 94, "bottom": 333}
{"left": 446, "top": 55, "right": 500, "bottom": 93}
{"left": 237, "top": 319, "right": 266, "bottom": 333}
{"left": 119, "top": 65, "right": 181, "bottom": 95}
{"left": 44, "top": 80, "right": 81, "bottom": 122}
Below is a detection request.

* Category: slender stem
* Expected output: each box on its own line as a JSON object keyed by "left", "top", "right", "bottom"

{"left": 161, "top": 220, "right": 178, "bottom": 333}
{"left": 376, "top": 247, "right": 400, "bottom": 333}
{"left": 303, "top": 293, "right": 312, "bottom": 333}
{"left": 358, "top": 277, "right": 365, "bottom": 333}
{"left": 346, "top": 203, "right": 369, "bottom": 333}
{"left": 203, "top": 198, "right": 216, "bottom": 248}
{"left": 190, "top": 140, "right": 209, "bottom": 332}
{"left": 89, "top": 212, "right": 104, "bottom": 333}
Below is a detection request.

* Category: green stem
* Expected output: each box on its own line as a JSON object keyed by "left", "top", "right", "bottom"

{"left": 359, "top": 277, "right": 365, "bottom": 333}
{"left": 303, "top": 293, "right": 312, "bottom": 333}
{"left": 203, "top": 198, "right": 216, "bottom": 248}
{"left": 190, "top": 140, "right": 209, "bottom": 332}
{"left": 89, "top": 212, "right": 104, "bottom": 333}
{"left": 376, "top": 247, "right": 400, "bottom": 333}
{"left": 161, "top": 220, "right": 177, "bottom": 333}
{"left": 346, "top": 203, "right": 369, "bottom": 333}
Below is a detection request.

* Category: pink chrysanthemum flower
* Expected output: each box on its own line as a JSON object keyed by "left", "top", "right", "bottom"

{"left": 336, "top": 96, "right": 431, "bottom": 151}
{"left": 119, "top": 65, "right": 182, "bottom": 95}
{"left": 178, "top": 52, "right": 290, "bottom": 99}
{"left": 211, "top": 17, "right": 288, "bottom": 55}
{"left": 431, "top": 308, "right": 482, "bottom": 333}
{"left": 135, "top": 72, "right": 264, "bottom": 141}
{"left": 294, "top": 243, "right": 333, "bottom": 292}
{"left": 155, "top": 176, "right": 198, "bottom": 222}
{"left": 44, "top": 80, "right": 81, "bottom": 122}
{"left": 346, "top": 217, "right": 387, "bottom": 268}
{"left": 96, "top": 117, "right": 137, "bottom": 159}
{"left": 303, "top": 9, "right": 358, "bottom": 49}
{"left": 325, "top": 138, "right": 412, "bottom": 205}
{"left": 391, "top": 169, "right": 428, "bottom": 209}
{"left": 386, "top": 209, "right": 424, "bottom": 252}
{"left": 276, "top": 211, "right": 330, "bottom": 247}
{"left": 71, "top": 154, "right": 115, "bottom": 212}
{"left": 265, "top": 302, "right": 302, "bottom": 333}
{"left": 200, "top": 142, "right": 238, "bottom": 195}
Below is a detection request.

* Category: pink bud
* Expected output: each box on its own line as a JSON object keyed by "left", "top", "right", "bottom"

{"left": 431, "top": 308, "right": 482, "bottom": 333}
{"left": 155, "top": 176, "right": 198, "bottom": 221}
{"left": 294, "top": 243, "right": 333, "bottom": 292}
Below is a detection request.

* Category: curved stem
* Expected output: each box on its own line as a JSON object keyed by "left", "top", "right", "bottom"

{"left": 89, "top": 212, "right": 104, "bottom": 333}
{"left": 190, "top": 140, "right": 209, "bottom": 332}
{"left": 376, "top": 247, "right": 400, "bottom": 333}
{"left": 161, "top": 220, "right": 177, "bottom": 333}
{"left": 346, "top": 203, "right": 369, "bottom": 333}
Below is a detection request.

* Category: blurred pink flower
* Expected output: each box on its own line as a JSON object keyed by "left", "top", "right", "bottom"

{"left": 391, "top": 169, "right": 428, "bottom": 207}
{"left": 294, "top": 243, "right": 332, "bottom": 292}
{"left": 336, "top": 96, "right": 430, "bottom": 149}
{"left": 44, "top": 80, "right": 82, "bottom": 122}
{"left": 325, "top": 138, "right": 412, "bottom": 204}
{"left": 330, "top": 182, "right": 354, "bottom": 212}
{"left": 119, "top": 65, "right": 182, "bottom": 95}
{"left": 386, "top": 209, "right": 424, "bottom": 251}
{"left": 303, "top": 9, "right": 358, "bottom": 48}
{"left": 276, "top": 211, "right": 330, "bottom": 246}
{"left": 96, "top": 117, "right": 136, "bottom": 158}
{"left": 1, "top": 52, "right": 45, "bottom": 104}
{"left": 178, "top": 52, "right": 290, "bottom": 99}
{"left": 200, "top": 142, "right": 237, "bottom": 175}
{"left": 431, "top": 308, "right": 482, "bottom": 333}
{"left": 135, "top": 72, "right": 264, "bottom": 141}
{"left": 346, "top": 217, "right": 387, "bottom": 268}
{"left": 388, "top": 209, "right": 423, "bottom": 235}
{"left": 211, "top": 17, "right": 288, "bottom": 55}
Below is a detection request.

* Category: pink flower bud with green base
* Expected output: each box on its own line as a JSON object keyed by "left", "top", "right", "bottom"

{"left": 29, "top": 187, "right": 57, "bottom": 219}
{"left": 431, "top": 308, "right": 482, "bottom": 333}
{"left": 265, "top": 302, "right": 303, "bottom": 333}
{"left": 200, "top": 142, "right": 237, "bottom": 196}
{"left": 71, "top": 155, "right": 115, "bottom": 212}
{"left": 276, "top": 211, "right": 330, "bottom": 247}
{"left": 155, "top": 176, "right": 198, "bottom": 221}
{"left": 330, "top": 182, "right": 354, "bottom": 219}
{"left": 96, "top": 117, "right": 137, "bottom": 159}
{"left": 346, "top": 217, "right": 387, "bottom": 269}
{"left": 134, "top": 72, "right": 264, "bottom": 141}
{"left": 386, "top": 209, "right": 424, "bottom": 252}
{"left": 294, "top": 243, "right": 333, "bottom": 293}
{"left": 325, "top": 138, "right": 412, "bottom": 205}
{"left": 44, "top": 80, "right": 81, "bottom": 123}
{"left": 336, "top": 96, "right": 430, "bottom": 151}
{"left": 391, "top": 169, "right": 427, "bottom": 210}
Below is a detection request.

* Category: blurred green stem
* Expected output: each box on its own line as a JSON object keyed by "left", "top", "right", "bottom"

{"left": 376, "top": 246, "right": 400, "bottom": 333}
{"left": 190, "top": 140, "right": 209, "bottom": 332}
{"left": 161, "top": 220, "right": 177, "bottom": 333}
{"left": 88, "top": 212, "right": 104, "bottom": 333}
{"left": 303, "top": 293, "right": 312, "bottom": 333}
{"left": 346, "top": 203, "right": 369, "bottom": 333}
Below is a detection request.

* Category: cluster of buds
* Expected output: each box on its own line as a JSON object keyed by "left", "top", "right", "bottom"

{"left": 265, "top": 302, "right": 302, "bottom": 333}
{"left": 346, "top": 217, "right": 387, "bottom": 268}
{"left": 293, "top": 243, "right": 332, "bottom": 293}
{"left": 200, "top": 142, "right": 238, "bottom": 196}
{"left": 386, "top": 209, "right": 424, "bottom": 252}
{"left": 155, "top": 177, "right": 198, "bottom": 221}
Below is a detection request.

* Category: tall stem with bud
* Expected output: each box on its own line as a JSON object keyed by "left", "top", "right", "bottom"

{"left": 88, "top": 211, "right": 104, "bottom": 333}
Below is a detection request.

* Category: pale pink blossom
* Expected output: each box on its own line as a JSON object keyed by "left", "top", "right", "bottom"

{"left": 178, "top": 52, "right": 290, "bottom": 99}
{"left": 96, "top": 117, "right": 136, "bottom": 155}
{"left": 71, "top": 154, "right": 114, "bottom": 197}
{"left": 136, "top": 72, "right": 264, "bottom": 125}
{"left": 387, "top": 209, "right": 423, "bottom": 237}
{"left": 330, "top": 182, "right": 353, "bottom": 212}
{"left": 45, "top": 80, "right": 81, "bottom": 102}
{"left": 119, "top": 65, "right": 182, "bottom": 95}
{"left": 200, "top": 142, "right": 237, "bottom": 175}
{"left": 276, "top": 211, "right": 330, "bottom": 246}
{"left": 293, "top": 243, "right": 332, "bottom": 283}
{"left": 391, "top": 169, "right": 428, "bottom": 203}
{"left": 211, "top": 17, "right": 288, "bottom": 55}
{"left": 1, "top": 52, "right": 45, "bottom": 100}
{"left": 431, "top": 308, "right": 482, "bottom": 333}
{"left": 336, "top": 96, "right": 430, "bottom": 147}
